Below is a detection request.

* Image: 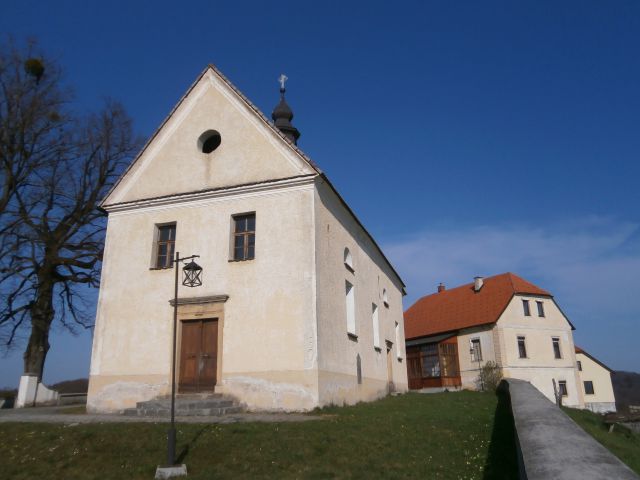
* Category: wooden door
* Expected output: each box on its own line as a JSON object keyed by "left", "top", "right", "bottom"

{"left": 179, "top": 319, "right": 218, "bottom": 392}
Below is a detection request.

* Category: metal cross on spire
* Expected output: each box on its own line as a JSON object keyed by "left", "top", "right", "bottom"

{"left": 278, "top": 74, "right": 288, "bottom": 92}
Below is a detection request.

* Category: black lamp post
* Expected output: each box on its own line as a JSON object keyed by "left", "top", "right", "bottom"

{"left": 167, "top": 251, "right": 203, "bottom": 467}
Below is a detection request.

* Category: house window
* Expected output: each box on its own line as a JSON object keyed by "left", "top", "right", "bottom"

{"left": 536, "top": 301, "right": 545, "bottom": 317}
{"left": 383, "top": 288, "right": 389, "bottom": 307}
{"left": 155, "top": 223, "right": 176, "bottom": 268}
{"left": 356, "top": 353, "right": 362, "bottom": 384}
{"left": 517, "top": 336, "right": 527, "bottom": 358}
{"left": 344, "top": 248, "right": 354, "bottom": 271}
{"left": 584, "top": 381, "right": 595, "bottom": 395}
{"left": 522, "top": 299, "right": 531, "bottom": 316}
{"left": 232, "top": 213, "right": 255, "bottom": 261}
{"left": 577, "top": 360, "right": 582, "bottom": 371}
{"left": 395, "top": 322, "right": 402, "bottom": 359}
{"left": 372, "top": 303, "right": 380, "bottom": 349}
{"left": 470, "top": 338, "right": 483, "bottom": 362}
{"left": 558, "top": 380, "right": 568, "bottom": 397}
{"left": 345, "top": 281, "right": 356, "bottom": 336}
{"left": 552, "top": 337, "right": 562, "bottom": 359}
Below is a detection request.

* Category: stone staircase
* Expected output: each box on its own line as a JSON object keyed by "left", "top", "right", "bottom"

{"left": 123, "top": 393, "right": 243, "bottom": 417}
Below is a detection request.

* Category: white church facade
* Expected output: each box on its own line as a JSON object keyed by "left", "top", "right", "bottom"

{"left": 87, "top": 66, "right": 408, "bottom": 413}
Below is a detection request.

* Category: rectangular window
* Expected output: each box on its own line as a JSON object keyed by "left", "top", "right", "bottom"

{"left": 470, "top": 338, "right": 482, "bottom": 362}
{"left": 584, "top": 381, "right": 595, "bottom": 395}
{"left": 372, "top": 304, "right": 380, "bottom": 349}
{"left": 345, "top": 281, "right": 356, "bottom": 336}
{"left": 522, "top": 299, "right": 531, "bottom": 316}
{"left": 232, "top": 213, "right": 255, "bottom": 261}
{"left": 558, "top": 380, "right": 568, "bottom": 397}
{"left": 395, "top": 322, "right": 402, "bottom": 359}
{"left": 536, "top": 301, "right": 545, "bottom": 317}
{"left": 517, "top": 336, "right": 527, "bottom": 358}
{"left": 420, "top": 344, "right": 440, "bottom": 377}
{"left": 577, "top": 360, "right": 582, "bottom": 371}
{"left": 155, "top": 223, "right": 176, "bottom": 268}
{"left": 552, "top": 337, "right": 562, "bottom": 359}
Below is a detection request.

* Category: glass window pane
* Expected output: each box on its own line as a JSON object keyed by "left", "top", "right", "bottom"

{"left": 247, "top": 244, "right": 255, "bottom": 259}
{"left": 248, "top": 234, "right": 255, "bottom": 247}
{"left": 247, "top": 215, "right": 255, "bottom": 231}
{"left": 237, "top": 216, "right": 249, "bottom": 232}
{"left": 234, "top": 235, "right": 244, "bottom": 248}
{"left": 234, "top": 246, "right": 244, "bottom": 260}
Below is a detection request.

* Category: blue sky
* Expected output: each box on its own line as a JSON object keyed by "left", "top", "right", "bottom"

{"left": 1, "top": 1, "right": 639, "bottom": 387}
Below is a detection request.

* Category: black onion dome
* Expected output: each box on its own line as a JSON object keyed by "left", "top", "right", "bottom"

{"left": 271, "top": 87, "right": 300, "bottom": 144}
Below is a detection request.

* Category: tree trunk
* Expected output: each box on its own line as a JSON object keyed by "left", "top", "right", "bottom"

{"left": 22, "top": 274, "right": 55, "bottom": 380}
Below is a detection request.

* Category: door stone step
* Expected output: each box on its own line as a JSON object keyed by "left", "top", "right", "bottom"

{"left": 123, "top": 394, "right": 242, "bottom": 417}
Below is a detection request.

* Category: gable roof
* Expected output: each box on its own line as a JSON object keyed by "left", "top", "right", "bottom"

{"left": 101, "top": 64, "right": 405, "bottom": 289}
{"left": 575, "top": 346, "right": 613, "bottom": 372}
{"left": 404, "top": 272, "right": 552, "bottom": 339}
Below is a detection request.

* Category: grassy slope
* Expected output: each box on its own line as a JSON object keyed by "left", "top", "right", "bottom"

{"left": 1, "top": 391, "right": 517, "bottom": 480}
{"left": 563, "top": 407, "right": 640, "bottom": 475}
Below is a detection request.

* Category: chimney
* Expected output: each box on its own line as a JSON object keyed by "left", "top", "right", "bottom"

{"left": 437, "top": 283, "right": 446, "bottom": 293}
{"left": 474, "top": 276, "right": 484, "bottom": 292}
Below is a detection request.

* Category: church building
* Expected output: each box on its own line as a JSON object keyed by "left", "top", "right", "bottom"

{"left": 87, "top": 66, "right": 408, "bottom": 413}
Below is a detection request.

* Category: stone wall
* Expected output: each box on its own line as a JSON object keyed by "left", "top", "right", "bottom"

{"left": 504, "top": 378, "right": 638, "bottom": 479}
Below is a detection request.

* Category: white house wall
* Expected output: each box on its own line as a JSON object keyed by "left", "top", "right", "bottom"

{"left": 456, "top": 326, "right": 496, "bottom": 389}
{"left": 88, "top": 182, "right": 318, "bottom": 412}
{"left": 496, "top": 295, "right": 583, "bottom": 407}
{"left": 313, "top": 178, "right": 408, "bottom": 406}
{"left": 576, "top": 352, "right": 616, "bottom": 413}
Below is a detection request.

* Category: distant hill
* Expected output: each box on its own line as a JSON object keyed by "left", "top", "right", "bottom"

{"left": 50, "top": 378, "right": 88, "bottom": 394}
{"left": 612, "top": 371, "right": 640, "bottom": 412}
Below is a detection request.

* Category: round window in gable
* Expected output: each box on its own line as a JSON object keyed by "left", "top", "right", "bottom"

{"left": 198, "top": 130, "right": 222, "bottom": 154}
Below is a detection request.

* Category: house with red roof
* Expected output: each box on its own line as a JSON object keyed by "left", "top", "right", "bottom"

{"left": 404, "top": 272, "right": 585, "bottom": 408}
{"left": 575, "top": 346, "right": 617, "bottom": 413}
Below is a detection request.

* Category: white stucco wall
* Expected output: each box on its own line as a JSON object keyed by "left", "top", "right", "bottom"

{"left": 313, "top": 179, "right": 408, "bottom": 406}
{"left": 576, "top": 352, "right": 616, "bottom": 413}
{"left": 456, "top": 326, "right": 496, "bottom": 389}
{"left": 496, "top": 295, "right": 583, "bottom": 407}
{"left": 88, "top": 181, "right": 318, "bottom": 412}
{"left": 104, "top": 68, "right": 314, "bottom": 206}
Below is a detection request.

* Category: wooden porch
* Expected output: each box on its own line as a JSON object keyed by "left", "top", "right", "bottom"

{"left": 406, "top": 336, "right": 461, "bottom": 390}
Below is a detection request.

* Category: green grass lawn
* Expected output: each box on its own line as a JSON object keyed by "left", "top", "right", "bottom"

{"left": 1, "top": 391, "right": 517, "bottom": 480}
{"left": 563, "top": 407, "right": 640, "bottom": 475}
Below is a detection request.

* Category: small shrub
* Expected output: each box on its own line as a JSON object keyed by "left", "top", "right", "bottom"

{"left": 476, "top": 361, "right": 503, "bottom": 392}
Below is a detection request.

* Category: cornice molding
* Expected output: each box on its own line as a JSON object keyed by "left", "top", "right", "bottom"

{"left": 169, "top": 295, "right": 229, "bottom": 306}
{"left": 104, "top": 174, "right": 316, "bottom": 215}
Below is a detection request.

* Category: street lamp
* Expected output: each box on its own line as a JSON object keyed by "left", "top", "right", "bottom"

{"left": 167, "top": 252, "right": 202, "bottom": 468}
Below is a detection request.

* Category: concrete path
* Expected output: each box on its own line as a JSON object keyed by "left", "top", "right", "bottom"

{"left": 0, "top": 405, "right": 324, "bottom": 425}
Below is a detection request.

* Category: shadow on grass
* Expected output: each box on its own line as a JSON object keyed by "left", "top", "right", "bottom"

{"left": 176, "top": 425, "right": 210, "bottom": 464}
{"left": 483, "top": 385, "right": 519, "bottom": 479}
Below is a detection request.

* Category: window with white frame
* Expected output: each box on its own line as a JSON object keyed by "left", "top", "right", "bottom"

{"left": 344, "top": 247, "right": 354, "bottom": 271}
{"left": 395, "top": 322, "right": 401, "bottom": 359}
{"left": 345, "top": 281, "right": 356, "bottom": 336}
{"left": 552, "top": 337, "right": 562, "bottom": 359}
{"left": 372, "top": 303, "right": 380, "bottom": 349}
{"left": 558, "top": 380, "right": 568, "bottom": 397}
{"left": 470, "top": 338, "right": 483, "bottom": 362}
{"left": 517, "top": 336, "right": 527, "bottom": 358}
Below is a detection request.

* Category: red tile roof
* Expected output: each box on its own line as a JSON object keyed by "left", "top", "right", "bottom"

{"left": 404, "top": 272, "right": 551, "bottom": 340}
{"left": 575, "top": 346, "right": 612, "bottom": 372}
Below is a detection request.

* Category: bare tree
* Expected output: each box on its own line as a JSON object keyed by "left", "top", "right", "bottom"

{"left": 0, "top": 41, "right": 140, "bottom": 381}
